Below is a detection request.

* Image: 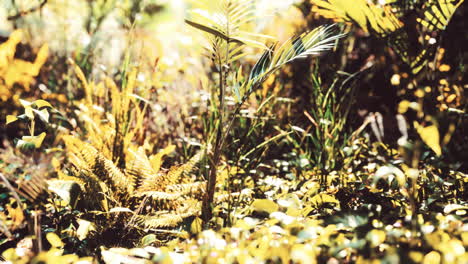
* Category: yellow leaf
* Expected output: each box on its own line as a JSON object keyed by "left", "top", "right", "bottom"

{"left": 251, "top": 199, "right": 278, "bottom": 214}
{"left": 439, "top": 64, "right": 450, "bottom": 72}
{"left": 366, "top": 229, "right": 386, "bottom": 247}
{"left": 19, "top": 132, "right": 46, "bottom": 148}
{"left": 109, "top": 207, "right": 133, "bottom": 213}
{"left": 398, "top": 100, "right": 410, "bottom": 114}
{"left": 414, "top": 122, "right": 442, "bottom": 156}
{"left": 46, "top": 232, "right": 64, "bottom": 248}
{"left": 25, "top": 106, "right": 34, "bottom": 119}
{"left": 33, "top": 44, "right": 49, "bottom": 74}
{"left": 6, "top": 115, "right": 18, "bottom": 124}
{"left": 190, "top": 217, "right": 203, "bottom": 235}
{"left": 391, "top": 74, "right": 400, "bottom": 86}
{"left": 149, "top": 144, "right": 176, "bottom": 173}
{"left": 309, "top": 193, "right": 339, "bottom": 210}
{"left": 76, "top": 219, "right": 96, "bottom": 241}
{"left": 423, "top": 251, "right": 441, "bottom": 264}
{"left": 33, "top": 99, "right": 52, "bottom": 108}
{"left": 409, "top": 251, "right": 423, "bottom": 263}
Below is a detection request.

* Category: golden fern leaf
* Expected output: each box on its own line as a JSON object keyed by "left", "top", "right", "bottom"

{"left": 125, "top": 147, "right": 155, "bottom": 191}
{"left": 136, "top": 148, "right": 204, "bottom": 193}
{"left": 164, "top": 149, "right": 205, "bottom": 186}
{"left": 135, "top": 172, "right": 167, "bottom": 193}
{"left": 64, "top": 136, "right": 134, "bottom": 195}
{"left": 137, "top": 213, "right": 185, "bottom": 229}
{"left": 136, "top": 182, "right": 205, "bottom": 204}
{"left": 137, "top": 199, "right": 201, "bottom": 229}
{"left": 134, "top": 191, "right": 182, "bottom": 201}
{"left": 165, "top": 182, "right": 206, "bottom": 197}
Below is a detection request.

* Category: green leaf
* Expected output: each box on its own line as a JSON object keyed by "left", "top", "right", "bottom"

{"left": 19, "top": 99, "right": 32, "bottom": 108}
{"left": 374, "top": 165, "right": 406, "bottom": 188}
{"left": 248, "top": 25, "right": 344, "bottom": 90}
{"left": 47, "top": 179, "right": 81, "bottom": 207}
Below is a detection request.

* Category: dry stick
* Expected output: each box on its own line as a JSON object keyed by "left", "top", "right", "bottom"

{"left": 202, "top": 77, "right": 263, "bottom": 224}
{"left": 202, "top": 55, "right": 226, "bottom": 224}
{"left": 7, "top": 0, "right": 48, "bottom": 20}
{"left": 32, "top": 210, "right": 42, "bottom": 253}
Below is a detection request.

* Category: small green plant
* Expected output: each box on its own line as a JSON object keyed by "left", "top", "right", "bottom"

{"left": 186, "top": 0, "right": 344, "bottom": 223}
{"left": 288, "top": 69, "right": 360, "bottom": 185}
{"left": 6, "top": 99, "right": 54, "bottom": 149}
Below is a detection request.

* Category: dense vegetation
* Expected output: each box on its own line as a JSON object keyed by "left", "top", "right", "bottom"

{"left": 0, "top": 0, "right": 467, "bottom": 263}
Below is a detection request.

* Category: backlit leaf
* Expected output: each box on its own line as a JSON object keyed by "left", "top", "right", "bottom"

{"left": 309, "top": 193, "right": 339, "bottom": 210}
{"left": 17, "top": 132, "right": 47, "bottom": 149}
{"left": 33, "top": 99, "right": 53, "bottom": 108}
{"left": 77, "top": 219, "right": 96, "bottom": 241}
{"left": 6, "top": 115, "right": 18, "bottom": 124}
{"left": 46, "top": 232, "right": 64, "bottom": 248}
{"left": 190, "top": 217, "right": 203, "bottom": 235}
{"left": 414, "top": 122, "right": 442, "bottom": 156}
{"left": 251, "top": 199, "right": 279, "bottom": 214}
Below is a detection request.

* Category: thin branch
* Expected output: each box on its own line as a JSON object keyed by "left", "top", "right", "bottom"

{"left": 7, "top": 0, "right": 48, "bottom": 21}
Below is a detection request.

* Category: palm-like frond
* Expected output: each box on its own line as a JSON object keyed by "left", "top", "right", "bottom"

{"left": 417, "top": 0, "right": 464, "bottom": 31}
{"left": 245, "top": 25, "right": 344, "bottom": 92}
{"left": 186, "top": 0, "right": 270, "bottom": 47}
{"left": 310, "top": 0, "right": 402, "bottom": 36}
{"left": 310, "top": 0, "right": 464, "bottom": 74}
{"left": 186, "top": 0, "right": 273, "bottom": 65}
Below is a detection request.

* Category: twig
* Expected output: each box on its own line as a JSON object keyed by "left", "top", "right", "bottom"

{"left": 7, "top": 0, "right": 48, "bottom": 21}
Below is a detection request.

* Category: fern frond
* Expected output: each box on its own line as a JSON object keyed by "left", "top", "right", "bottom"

{"left": 125, "top": 147, "right": 155, "bottom": 191}
{"left": 166, "top": 182, "right": 206, "bottom": 197}
{"left": 137, "top": 213, "right": 184, "bottom": 229}
{"left": 164, "top": 148, "right": 205, "bottom": 186}
{"left": 134, "top": 191, "right": 182, "bottom": 201}
{"left": 64, "top": 136, "right": 133, "bottom": 195}
{"left": 134, "top": 172, "right": 166, "bottom": 193}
